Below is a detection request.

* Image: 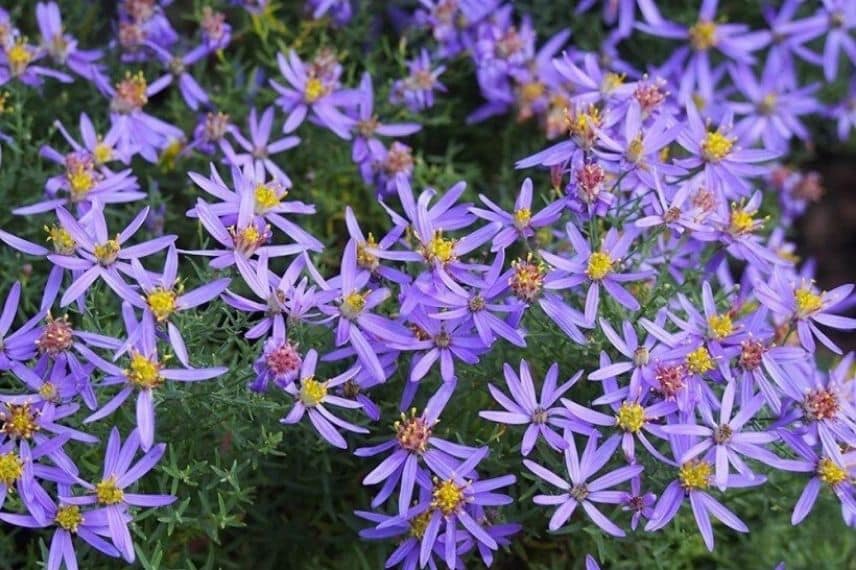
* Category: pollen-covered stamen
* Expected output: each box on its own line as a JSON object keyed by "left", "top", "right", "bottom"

{"left": 54, "top": 505, "right": 84, "bottom": 533}
{"left": 422, "top": 231, "right": 456, "bottom": 264}
{"left": 586, "top": 251, "right": 614, "bottom": 281}
{"left": 794, "top": 287, "right": 823, "bottom": 318}
{"left": 817, "top": 458, "right": 847, "bottom": 487}
{"left": 802, "top": 389, "right": 840, "bottom": 421}
{"left": 230, "top": 223, "right": 270, "bottom": 257}
{"left": 6, "top": 39, "right": 32, "bottom": 76}
{"left": 565, "top": 105, "right": 602, "bottom": 148}
{"left": 739, "top": 340, "right": 765, "bottom": 370}
{"left": 147, "top": 288, "right": 177, "bottom": 322}
{"left": 254, "top": 183, "right": 283, "bottom": 213}
{"left": 663, "top": 206, "right": 682, "bottom": 224}
{"left": 633, "top": 346, "right": 650, "bottom": 366}
{"left": 201, "top": 7, "right": 228, "bottom": 42}
{"left": 299, "top": 376, "right": 327, "bottom": 407}
{"left": 679, "top": 459, "right": 712, "bottom": 490}
{"left": 626, "top": 135, "right": 646, "bottom": 164}
{"left": 570, "top": 483, "right": 589, "bottom": 501}
{"left": 383, "top": 142, "right": 414, "bottom": 176}
{"left": 708, "top": 313, "right": 734, "bottom": 339}
{"left": 395, "top": 410, "right": 433, "bottom": 453}
{"left": 575, "top": 162, "right": 606, "bottom": 203}
{"left": 656, "top": 364, "right": 686, "bottom": 398}
{"left": 93, "top": 239, "right": 121, "bottom": 266}
{"left": 409, "top": 510, "right": 432, "bottom": 538}
{"left": 36, "top": 315, "right": 74, "bottom": 356}
{"left": 634, "top": 78, "right": 667, "bottom": 115}
{"left": 701, "top": 131, "right": 734, "bottom": 162}
{"left": 111, "top": 72, "right": 149, "bottom": 114}
{"left": 38, "top": 382, "right": 58, "bottom": 402}
{"left": 729, "top": 205, "right": 762, "bottom": 235}
{"left": 615, "top": 402, "right": 645, "bottom": 433}
{"left": 509, "top": 257, "right": 545, "bottom": 301}
{"left": 601, "top": 72, "right": 626, "bottom": 94}
{"left": 266, "top": 341, "right": 301, "bottom": 378}
{"left": 45, "top": 225, "right": 76, "bottom": 255}
{"left": 468, "top": 294, "right": 486, "bottom": 313}
{"left": 357, "top": 234, "right": 379, "bottom": 270}
{"left": 340, "top": 291, "right": 367, "bottom": 319}
{"left": 432, "top": 478, "right": 466, "bottom": 516}
{"left": 692, "top": 187, "right": 717, "bottom": 214}
{"left": 67, "top": 163, "right": 96, "bottom": 202}
{"left": 93, "top": 142, "right": 113, "bottom": 165}
{"left": 689, "top": 21, "right": 717, "bottom": 51}
{"left": 531, "top": 407, "right": 548, "bottom": 425}
{"left": 434, "top": 329, "right": 452, "bottom": 349}
{"left": 686, "top": 346, "right": 715, "bottom": 375}
{"left": 126, "top": 352, "right": 162, "bottom": 389}
{"left": 95, "top": 476, "right": 125, "bottom": 505}
{"left": 303, "top": 77, "right": 327, "bottom": 103}
{"left": 0, "top": 404, "right": 39, "bottom": 440}
{"left": 0, "top": 452, "right": 23, "bottom": 486}
{"left": 713, "top": 424, "right": 733, "bottom": 444}
{"left": 513, "top": 208, "right": 532, "bottom": 229}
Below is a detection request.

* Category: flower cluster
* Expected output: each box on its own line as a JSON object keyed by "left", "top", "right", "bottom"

{"left": 1, "top": 1, "right": 855, "bottom": 569}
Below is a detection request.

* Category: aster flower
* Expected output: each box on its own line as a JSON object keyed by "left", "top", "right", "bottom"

{"left": 479, "top": 360, "right": 589, "bottom": 455}
{"left": 574, "top": 0, "right": 663, "bottom": 38}
{"left": 226, "top": 106, "right": 300, "bottom": 185}
{"left": 554, "top": 52, "right": 637, "bottom": 107}
{"left": 390, "top": 49, "right": 447, "bottom": 112}
{"left": 471, "top": 178, "right": 564, "bottom": 252}
{"left": 35, "top": 1, "right": 109, "bottom": 91}
{"left": 343, "top": 206, "right": 410, "bottom": 285}
{"left": 394, "top": 313, "right": 487, "bottom": 385}
{"left": 0, "top": 282, "right": 43, "bottom": 371}
{"left": 350, "top": 72, "right": 421, "bottom": 165}
{"left": 779, "top": 0, "right": 856, "bottom": 81}
{"left": 0, "top": 36, "right": 72, "bottom": 87}
{"left": 48, "top": 205, "right": 176, "bottom": 307}
{"left": 280, "top": 349, "right": 368, "bottom": 449}
{"left": 307, "top": 0, "right": 353, "bottom": 26}
{"left": 199, "top": 7, "right": 231, "bottom": 52}
{"left": 81, "top": 311, "right": 227, "bottom": 450}
{"left": 270, "top": 49, "right": 355, "bottom": 138}
{"left": 59, "top": 428, "right": 175, "bottom": 562}
{"left": 125, "top": 246, "right": 230, "bottom": 365}
{"left": 145, "top": 41, "right": 211, "bottom": 111}
{"left": 541, "top": 223, "right": 650, "bottom": 323}
{"left": 249, "top": 336, "right": 303, "bottom": 393}
{"left": 524, "top": 433, "right": 642, "bottom": 536}
{"left": 620, "top": 475, "right": 656, "bottom": 530}
{"left": 0, "top": 433, "right": 73, "bottom": 517}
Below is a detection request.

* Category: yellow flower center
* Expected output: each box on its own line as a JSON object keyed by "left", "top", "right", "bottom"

{"left": 54, "top": 505, "right": 83, "bottom": 532}
{"left": 304, "top": 77, "right": 325, "bottom": 103}
{"left": 602, "top": 72, "right": 626, "bottom": 92}
{"left": 340, "top": 291, "right": 367, "bottom": 319}
{"left": 95, "top": 476, "right": 125, "bottom": 505}
{"left": 432, "top": 479, "right": 465, "bottom": 515}
{"left": 113, "top": 72, "right": 148, "bottom": 113}
{"left": 679, "top": 459, "right": 712, "bottom": 490}
{"left": 0, "top": 404, "right": 39, "bottom": 440}
{"left": 7, "top": 41, "right": 31, "bottom": 74}
{"left": 708, "top": 314, "right": 733, "bottom": 339}
{"left": 93, "top": 239, "right": 121, "bottom": 265}
{"left": 299, "top": 377, "right": 327, "bottom": 406}
{"left": 686, "top": 346, "right": 715, "bottom": 375}
{"left": 356, "top": 234, "right": 379, "bottom": 270}
{"left": 67, "top": 166, "right": 95, "bottom": 200}
{"left": 231, "top": 224, "right": 268, "bottom": 256}
{"left": 46, "top": 225, "right": 76, "bottom": 255}
{"left": 0, "top": 452, "right": 23, "bottom": 486}
{"left": 509, "top": 257, "right": 546, "bottom": 301}
{"left": 513, "top": 208, "right": 531, "bottom": 229}
{"left": 409, "top": 511, "right": 432, "bottom": 538}
{"left": 147, "top": 288, "right": 177, "bottom": 322}
{"left": 701, "top": 131, "right": 733, "bottom": 162}
{"left": 586, "top": 251, "right": 614, "bottom": 280}
{"left": 38, "top": 382, "right": 58, "bottom": 401}
{"left": 794, "top": 287, "right": 823, "bottom": 317}
{"left": 93, "top": 143, "right": 112, "bottom": 164}
{"left": 126, "top": 353, "right": 162, "bottom": 389}
{"left": 729, "top": 206, "right": 759, "bottom": 235}
{"left": 627, "top": 135, "right": 645, "bottom": 163}
{"left": 689, "top": 21, "right": 717, "bottom": 51}
{"left": 817, "top": 458, "right": 847, "bottom": 487}
{"left": 615, "top": 402, "right": 645, "bottom": 433}
{"left": 254, "top": 184, "right": 281, "bottom": 213}
{"left": 520, "top": 81, "right": 545, "bottom": 102}
{"left": 423, "top": 231, "right": 456, "bottom": 264}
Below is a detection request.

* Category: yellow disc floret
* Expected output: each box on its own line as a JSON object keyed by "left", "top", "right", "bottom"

{"left": 299, "top": 377, "right": 327, "bottom": 407}
{"left": 67, "top": 166, "right": 95, "bottom": 201}
{"left": 0, "top": 404, "right": 39, "bottom": 440}
{"left": 586, "top": 251, "right": 614, "bottom": 281}
{"left": 679, "top": 460, "right": 712, "bottom": 491}
{"left": 409, "top": 510, "right": 432, "bottom": 538}
{"left": 340, "top": 291, "right": 367, "bottom": 319}
{"left": 795, "top": 287, "right": 823, "bottom": 317}
{"left": 701, "top": 131, "right": 733, "bottom": 162}
{"left": 254, "top": 184, "right": 281, "bottom": 212}
{"left": 689, "top": 21, "right": 717, "bottom": 51}
{"left": 95, "top": 476, "right": 125, "bottom": 505}
{"left": 93, "top": 239, "right": 121, "bottom": 266}
{"left": 686, "top": 346, "right": 715, "bottom": 375}
{"left": 46, "top": 225, "right": 76, "bottom": 255}
{"left": 708, "top": 314, "right": 734, "bottom": 339}
{"left": 54, "top": 505, "right": 84, "bottom": 533}
{"left": 432, "top": 478, "right": 465, "bottom": 516}
{"left": 6, "top": 40, "right": 32, "bottom": 75}
{"left": 304, "top": 77, "right": 325, "bottom": 102}
{"left": 817, "top": 458, "right": 847, "bottom": 487}
{"left": 93, "top": 143, "right": 113, "bottom": 165}
{"left": 423, "top": 231, "right": 456, "bottom": 264}
{"left": 513, "top": 208, "right": 531, "bottom": 229}
{"left": 615, "top": 402, "right": 645, "bottom": 433}
{"left": 147, "top": 288, "right": 178, "bottom": 322}
{"left": 126, "top": 353, "right": 162, "bottom": 389}
{"left": 0, "top": 452, "right": 23, "bottom": 486}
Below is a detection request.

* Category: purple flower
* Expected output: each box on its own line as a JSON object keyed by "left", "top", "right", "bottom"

{"left": 199, "top": 7, "right": 231, "bottom": 51}
{"left": 146, "top": 41, "right": 211, "bottom": 110}
{"left": 280, "top": 349, "right": 368, "bottom": 448}
{"left": 59, "top": 428, "right": 175, "bottom": 562}
{"left": 779, "top": 0, "right": 856, "bottom": 81}
{"left": 390, "top": 49, "right": 447, "bottom": 112}
{"left": 0, "top": 282, "right": 43, "bottom": 371}
{"left": 619, "top": 475, "right": 656, "bottom": 530}
{"left": 225, "top": 107, "right": 301, "bottom": 185}
{"left": 35, "top": 2, "right": 109, "bottom": 91}
{"left": 480, "top": 360, "right": 586, "bottom": 455}
{"left": 350, "top": 72, "right": 421, "bottom": 165}
{"left": 524, "top": 433, "right": 642, "bottom": 536}
{"left": 0, "top": 37, "right": 71, "bottom": 87}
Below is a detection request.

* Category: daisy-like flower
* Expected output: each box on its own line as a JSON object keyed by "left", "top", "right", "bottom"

{"left": 778, "top": 0, "right": 856, "bottom": 81}
{"left": 59, "top": 428, "right": 175, "bottom": 562}
{"left": 755, "top": 271, "right": 856, "bottom": 354}
{"left": 270, "top": 49, "right": 355, "bottom": 138}
{"left": 48, "top": 204, "right": 176, "bottom": 308}
{"left": 0, "top": 36, "right": 71, "bottom": 87}
{"left": 35, "top": 1, "right": 109, "bottom": 91}
{"left": 126, "top": 246, "right": 230, "bottom": 365}
{"left": 146, "top": 41, "right": 210, "bottom": 110}
{"left": 479, "top": 360, "right": 588, "bottom": 455}
{"left": 226, "top": 107, "right": 301, "bottom": 185}
{"left": 81, "top": 311, "right": 227, "bottom": 450}
{"left": 249, "top": 336, "right": 303, "bottom": 393}
{"left": 280, "top": 349, "right": 368, "bottom": 449}
{"left": 541, "top": 223, "right": 650, "bottom": 323}
{"left": 471, "top": 178, "right": 564, "bottom": 252}
{"left": 619, "top": 475, "right": 656, "bottom": 530}
{"left": 0, "top": 433, "right": 73, "bottom": 516}
{"left": 0, "top": 282, "right": 43, "bottom": 371}
{"left": 350, "top": 72, "right": 421, "bottom": 164}
{"left": 554, "top": 52, "right": 637, "bottom": 107}
{"left": 390, "top": 49, "right": 447, "bottom": 112}
{"left": 524, "top": 433, "right": 642, "bottom": 536}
